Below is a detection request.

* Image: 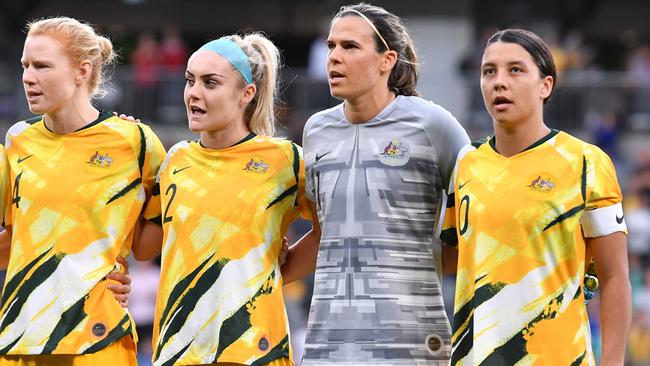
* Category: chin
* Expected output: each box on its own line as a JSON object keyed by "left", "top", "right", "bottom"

{"left": 329, "top": 89, "right": 348, "bottom": 101}
{"left": 188, "top": 121, "right": 203, "bottom": 133}
{"left": 27, "top": 104, "right": 46, "bottom": 114}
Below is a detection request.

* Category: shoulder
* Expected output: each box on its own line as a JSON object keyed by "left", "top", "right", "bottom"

{"left": 555, "top": 131, "right": 607, "bottom": 159}
{"left": 103, "top": 117, "right": 158, "bottom": 138}
{"left": 166, "top": 140, "right": 193, "bottom": 158}
{"left": 304, "top": 103, "right": 344, "bottom": 134}
{"left": 6, "top": 116, "right": 42, "bottom": 140}
{"left": 256, "top": 135, "right": 302, "bottom": 162}
{"left": 160, "top": 140, "right": 193, "bottom": 172}
{"left": 394, "top": 96, "right": 465, "bottom": 140}
{"left": 397, "top": 96, "right": 458, "bottom": 122}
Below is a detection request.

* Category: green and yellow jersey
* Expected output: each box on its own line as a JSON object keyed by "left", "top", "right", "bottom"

{"left": 152, "top": 134, "right": 311, "bottom": 366}
{"left": 441, "top": 130, "right": 626, "bottom": 365}
{"left": 0, "top": 112, "right": 165, "bottom": 355}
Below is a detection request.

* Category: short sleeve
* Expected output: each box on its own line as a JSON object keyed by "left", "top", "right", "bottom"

{"left": 302, "top": 119, "right": 317, "bottom": 204}
{"left": 0, "top": 145, "right": 9, "bottom": 225}
{"left": 292, "top": 142, "right": 313, "bottom": 221}
{"left": 424, "top": 103, "right": 470, "bottom": 192}
{"left": 439, "top": 162, "right": 459, "bottom": 247}
{"left": 139, "top": 124, "right": 166, "bottom": 223}
{"left": 580, "top": 145, "right": 627, "bottom": 238}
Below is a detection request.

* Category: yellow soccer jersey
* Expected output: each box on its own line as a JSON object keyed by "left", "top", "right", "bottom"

{"left": 0, "top": 112, "right": 165, "bottom": 355}
{"left": 152, "top": 134, "right": 311, "bottom": 366}
{"left": 1, "top": 144, "right": 8, "bottom": 223}
{"left": 440, "top": 130, "right": 626, "bottom": 365}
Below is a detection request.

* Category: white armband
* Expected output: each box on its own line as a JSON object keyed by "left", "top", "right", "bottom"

{"left": 580, "top": 202, "right": 627, "bottom": 238}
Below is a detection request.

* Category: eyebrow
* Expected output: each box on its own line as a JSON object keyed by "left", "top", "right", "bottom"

{"left": 327, "top": 38, "right": 363, "bottom": 47}
{"left": 185, "top": 71, "right": 225, "bottom": 78}
{"left": 482, "top": 60, "right": 527, "bottom": 68}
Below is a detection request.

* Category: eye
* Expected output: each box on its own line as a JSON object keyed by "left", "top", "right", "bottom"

{"left": 205, "top": 79, "right": 219, "bottom": 88}
{"left": 185, "top": 78, "right": 194, "bottom": 86}
{"left": 482, "top": 68, "right": 495, "bottom": 76}
{"left": 511, "top": 66, "right": 522, "bottom": 73}
{"left": 326, "top": 42, "right": 335, "bottom": 50}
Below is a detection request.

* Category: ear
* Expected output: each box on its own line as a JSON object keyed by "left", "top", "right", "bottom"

{"left": 240, "top": 83, "right": 257, "bottom": 106}
{"left": 76, "top": 59, "right": 93, "bottom": 86}
{"left": 379, "top": 50, "right": 398, "bottom": 74}
{"left": 540, "top": 75, "right": 554, "bottom": 101}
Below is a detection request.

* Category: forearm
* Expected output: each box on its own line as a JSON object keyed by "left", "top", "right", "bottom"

{"left": 131, "top": 220, "right": 163, "bottom": 261}
{"left": 0, "top": 228, "right": 11, "bottom": 270}
{"left": 598, "top": 274, "right": 631, "bottom": 365}
{"left": 281, "top": 228, "right": 320, "bottom": 284}
{"left": 442, "top": 244, "right": 458, "bottom": 275}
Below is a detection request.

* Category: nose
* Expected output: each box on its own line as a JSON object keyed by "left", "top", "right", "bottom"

{"left": 492, "top": 70, "right": 507, "bottom": 90}
{"left": 22, "top": 66, "right": 36, "bottom": 85}
{"left": 185, "top": 82, "right": 200, "bottom": 100}
{"left": 327, "top": 45, "right": 341, "bottom": 65}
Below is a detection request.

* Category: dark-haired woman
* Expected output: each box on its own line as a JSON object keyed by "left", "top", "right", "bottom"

{"left": 441, "top": 29, "right": 630, "bottom": 365}
{"left": 282, "top": 3, "right": 469, "bottom": 364}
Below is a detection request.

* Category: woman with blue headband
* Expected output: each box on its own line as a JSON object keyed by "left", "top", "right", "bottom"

{"left": 131, "top": 33, "right": 316, "bottom": 366}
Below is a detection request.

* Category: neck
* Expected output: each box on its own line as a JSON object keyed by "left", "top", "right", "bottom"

{"left": 493, "top": 116, "right": 551, "bottom": 157}
{"left": 44, "top": 95, "right": 98, "bottom": 135}
{"left": 200, "top": 121, "right": 251, "bottom": 150}
{"left": 344, "top": 88, "right": 396, "bottom": 124}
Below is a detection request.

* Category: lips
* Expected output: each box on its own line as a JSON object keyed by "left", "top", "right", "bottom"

{"left": 493, "top": 96, "right": 513, "bottom": 111}
{"left": 328, "top": 70, "right": 345, "bottom": 84}
{"left": 189, "top": 105, "right": 206, "bottom": 116}
{"left": 25, "top": 90, "right": 43, "bottom": 100}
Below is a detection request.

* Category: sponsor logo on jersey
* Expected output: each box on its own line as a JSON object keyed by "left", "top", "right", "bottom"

{"left": 425, "top": 334, "right": 443, "bottom": 354}
{"left": 616, "top": 212, "right": 625, "bottom": 224}
{"left": 87, "top": 151, "right": 114, "bottom": 168}
{"left": 527, "top": 175, "right": 555, "bottom": 192}
{"left": 258, "top": 336, "right": 270, "bottom": 351}
{"left": 91, "top": 323, "right": 106, "bottom": 337}
{"left": 242, "top": 158, "right": 269, "bottom": 173}
{"left": 379, "top": 139, "right": 410, "bottom": 167}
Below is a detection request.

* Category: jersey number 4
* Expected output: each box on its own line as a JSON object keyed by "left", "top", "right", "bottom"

{"left": 12, "top": 172, "right": 23, "bottom": 208}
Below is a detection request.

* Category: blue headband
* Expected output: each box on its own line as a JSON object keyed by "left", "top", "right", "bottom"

{"left": 198, "top": 38, "right": 253, "bottom": 84}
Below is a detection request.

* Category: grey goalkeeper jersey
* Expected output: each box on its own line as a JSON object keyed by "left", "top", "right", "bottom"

{"left": 301, "top": 95, "right": 470, "bottom": 365}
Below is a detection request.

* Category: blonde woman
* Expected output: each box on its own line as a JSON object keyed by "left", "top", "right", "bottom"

{"left": 0, "top": 17, "right": 165, "bottom": 365}
{"left": 132, "top": 33, "right": 315, "bottom": 366}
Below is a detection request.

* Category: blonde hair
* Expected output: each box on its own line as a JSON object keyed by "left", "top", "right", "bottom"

{"left": 225, "top": 33, "right": 281, "bottom": 136}
{"left": 26, "top": 17, "right": 118, "bottom": 99}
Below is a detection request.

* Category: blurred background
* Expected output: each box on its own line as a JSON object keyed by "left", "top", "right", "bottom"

{"left": 0, "top": 0, "right": 649, "bottom": 364}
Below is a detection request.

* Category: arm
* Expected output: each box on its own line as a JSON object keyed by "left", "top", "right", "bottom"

{"left": 442, "top": 243, "right": 458, "bottom": 275}
{"left": 0, "top": 227, "right": 11, "bottom": 270}
{"left": 589, "top": 231, "right": 631, "bottom": 366}
{"left": 281, "top": 202, "right": 321, "bottom": 284}
{"left": 131, "top": 219, "right": 163, "bottom": 261}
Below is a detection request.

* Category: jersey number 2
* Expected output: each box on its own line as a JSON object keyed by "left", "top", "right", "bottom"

{"left": 163, "top": 183, "right": 177, "bottom": 223}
